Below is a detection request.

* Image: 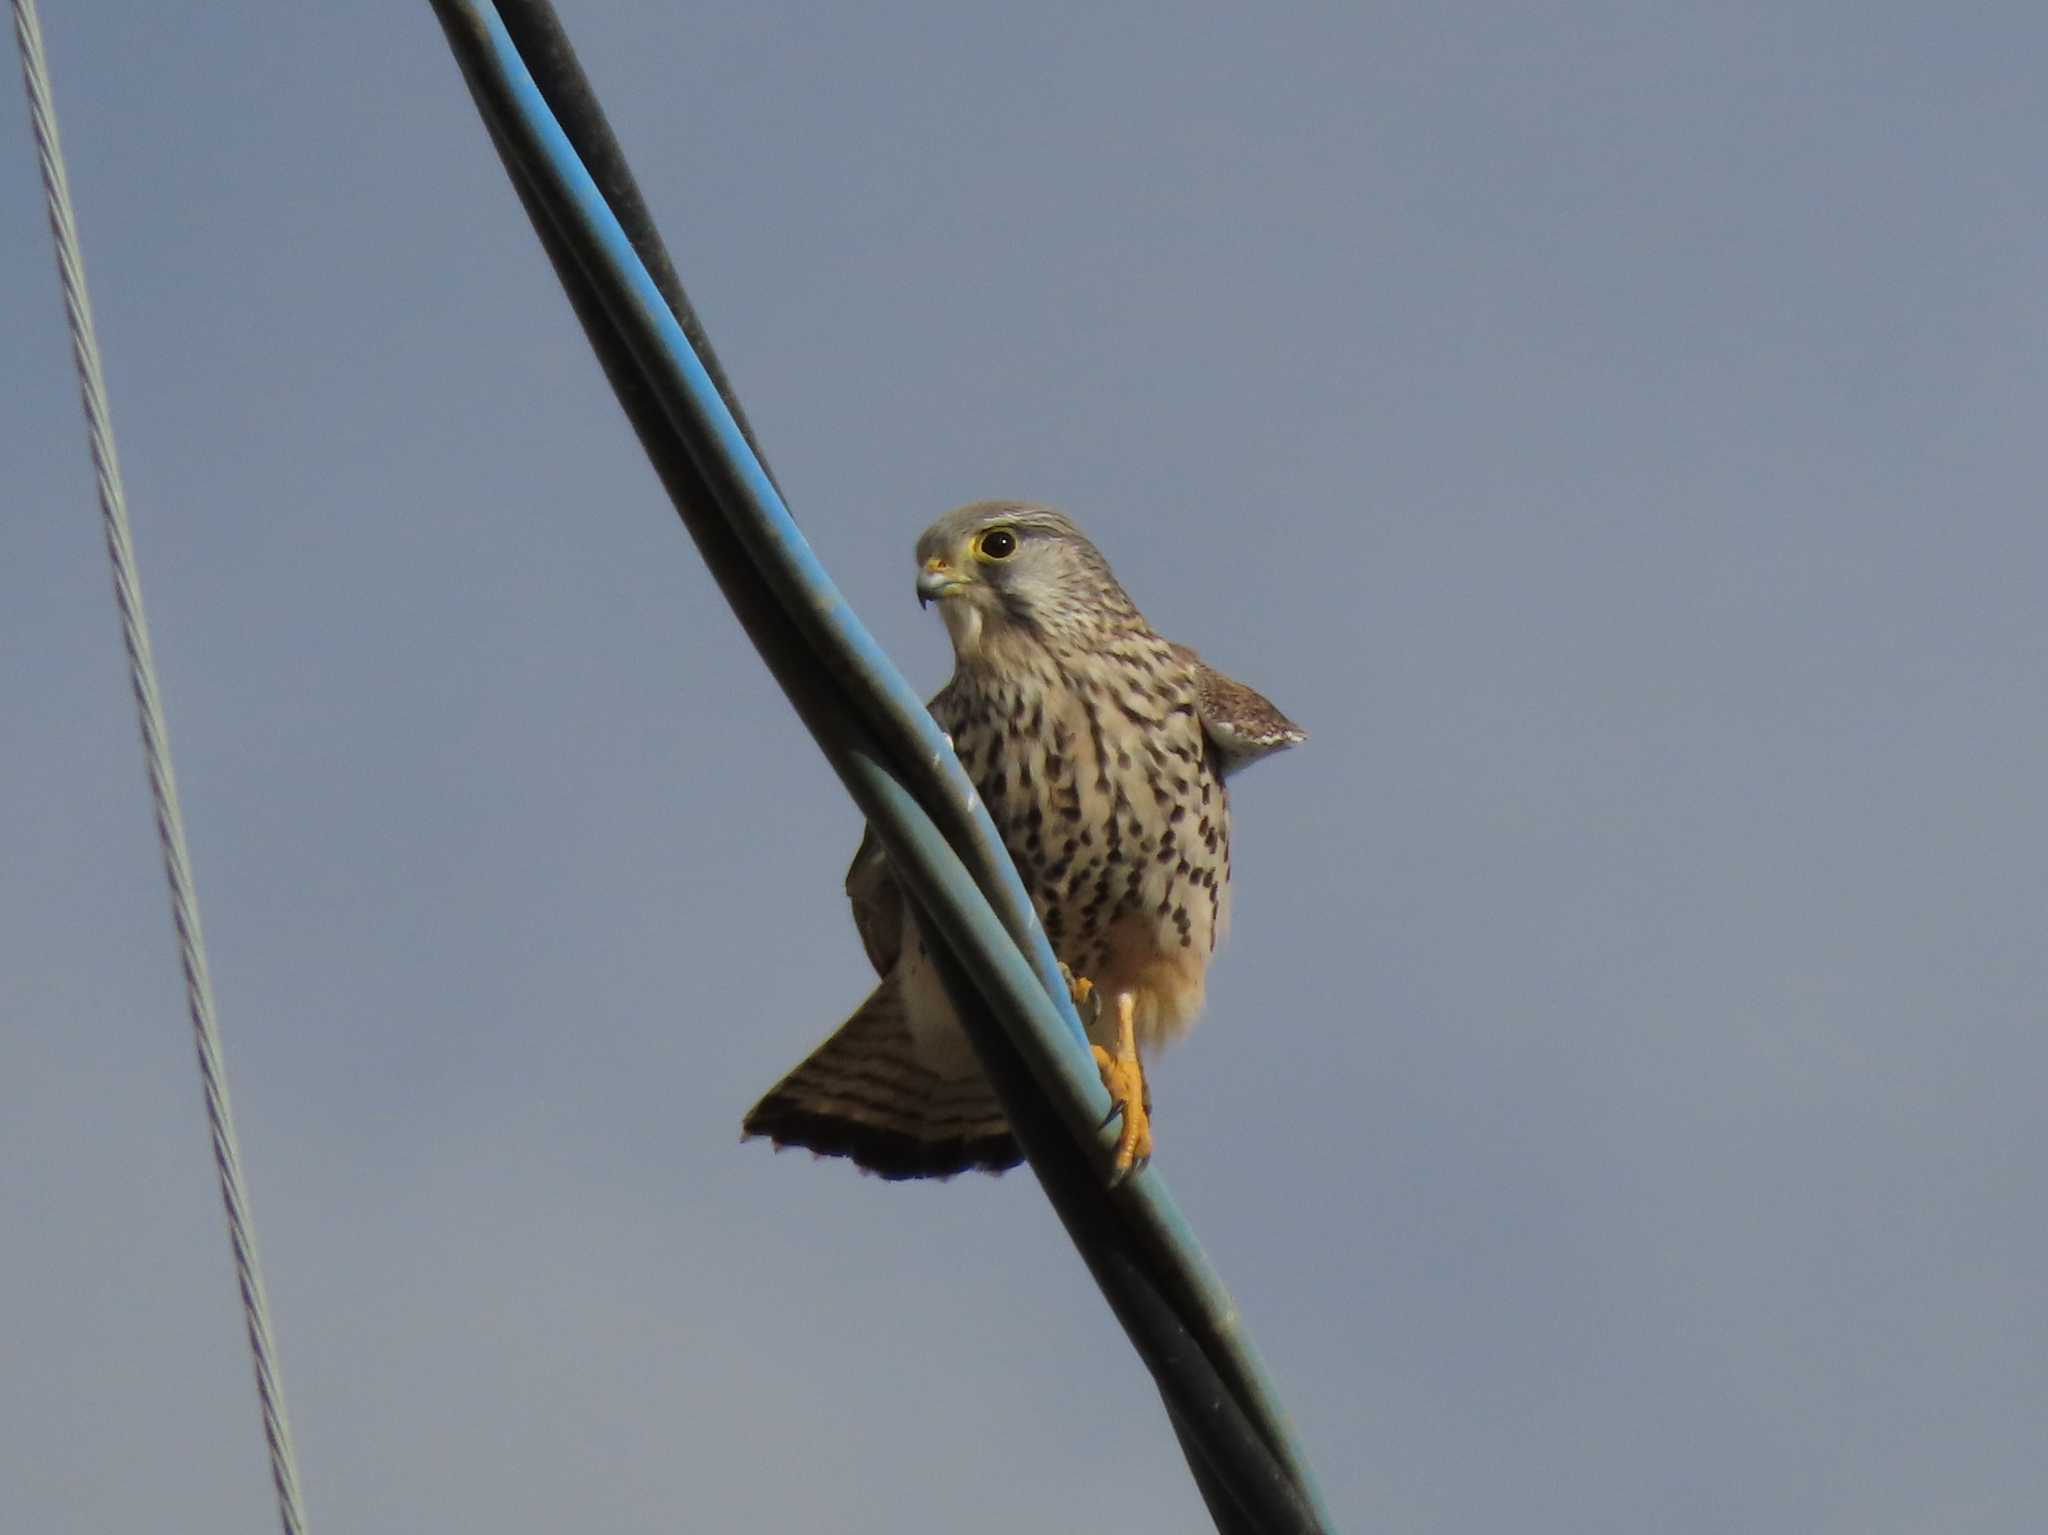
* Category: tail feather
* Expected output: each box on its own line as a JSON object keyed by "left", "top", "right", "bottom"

{"left": 743, "top": 983, "right": 1021, "bottom": 1180}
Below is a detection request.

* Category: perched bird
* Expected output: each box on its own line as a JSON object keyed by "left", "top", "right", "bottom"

{"left": 744, "top": 501, "right": 1304, "bottom": 1179}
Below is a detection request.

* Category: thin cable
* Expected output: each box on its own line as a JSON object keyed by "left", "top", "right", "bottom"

{"left": 12, "top": 5, "right": 309, "bottom": 1532}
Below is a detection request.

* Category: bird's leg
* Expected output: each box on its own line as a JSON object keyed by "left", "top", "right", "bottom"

{"left": 1090, "top": 991, "right": 1152, "bottom": 1178}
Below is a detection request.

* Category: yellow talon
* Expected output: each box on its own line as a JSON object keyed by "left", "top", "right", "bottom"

{"left": 1091, "top": 991, "right": 1152, "bottom": 1178}
{"left": 1059, "top": 964, "right": 1101, "bottom": 1028}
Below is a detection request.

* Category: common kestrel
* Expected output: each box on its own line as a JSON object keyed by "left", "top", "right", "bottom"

{"left": 744, "top": 501, "right": 1304, "bottom": 1178}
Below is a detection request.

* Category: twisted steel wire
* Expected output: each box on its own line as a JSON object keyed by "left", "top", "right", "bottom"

{"left": 12, "top": 4, "right": 309, "bottom": 1530}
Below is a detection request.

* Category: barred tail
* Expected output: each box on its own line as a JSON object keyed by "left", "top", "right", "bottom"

{"left": 742, "top": 982, "right": 1020, "bottom": 1180}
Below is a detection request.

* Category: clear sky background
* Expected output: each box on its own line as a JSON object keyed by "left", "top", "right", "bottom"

{"left": 6, "top": 5, "right": 2045, "bottom": 1532}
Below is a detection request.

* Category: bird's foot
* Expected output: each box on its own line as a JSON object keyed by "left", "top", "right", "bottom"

{"left": 1090, "top": 992, "right": 1152, "bottom": 1180}
{"left": 1058, "top": 963, "right": 1102, "bottom": 1029}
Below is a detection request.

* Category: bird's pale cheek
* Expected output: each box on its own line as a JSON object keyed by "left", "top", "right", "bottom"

{"left": 938, "top": 598, "right": 985, "bottom": 657}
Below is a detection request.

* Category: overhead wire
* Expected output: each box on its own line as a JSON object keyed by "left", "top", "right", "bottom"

{"left": 430, "top": 4, "right": 1335, "bottom": 1530}
{"left": 10, "top": 2, "right": 310, "bottom": 1531}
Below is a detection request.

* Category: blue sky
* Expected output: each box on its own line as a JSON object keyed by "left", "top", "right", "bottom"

{"left": 6, "top": 4, "right": 2046, "bottom": 1531}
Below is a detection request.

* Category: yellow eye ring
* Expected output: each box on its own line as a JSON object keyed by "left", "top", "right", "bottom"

{"left": 974, "top": 527, "right": 1019, "bottom": 562}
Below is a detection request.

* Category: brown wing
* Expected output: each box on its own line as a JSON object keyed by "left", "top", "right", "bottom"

{"left": 1170, "top": 643, "right": 1308, "bottom": 777}
{"left": 844, "top": 822, "right": 905, "bottom": 979}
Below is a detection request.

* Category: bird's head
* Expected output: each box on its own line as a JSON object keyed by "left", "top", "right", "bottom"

{"left": 914, "top": 501, "right": 1138, "bottom": 660}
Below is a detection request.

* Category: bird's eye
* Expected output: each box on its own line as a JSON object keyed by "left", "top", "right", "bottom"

{"left": 975, "top": 528, "right": 1019, "bottom": 561}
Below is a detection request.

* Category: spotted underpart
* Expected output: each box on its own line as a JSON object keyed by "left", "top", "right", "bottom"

{"left": 744, "top": 500, "right": 1304, "bottom": 1179}
{"left": 930, "top": 616, "right": 1229, "bottom": 1044}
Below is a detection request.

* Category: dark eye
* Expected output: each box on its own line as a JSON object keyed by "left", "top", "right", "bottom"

{"left": 976, "top": 527, "right": 1018, "bottom": 561}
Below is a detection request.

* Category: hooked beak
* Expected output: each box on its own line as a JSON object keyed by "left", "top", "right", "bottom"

{"left": 916, "top": 557, "right": 968, "bottom": 608}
